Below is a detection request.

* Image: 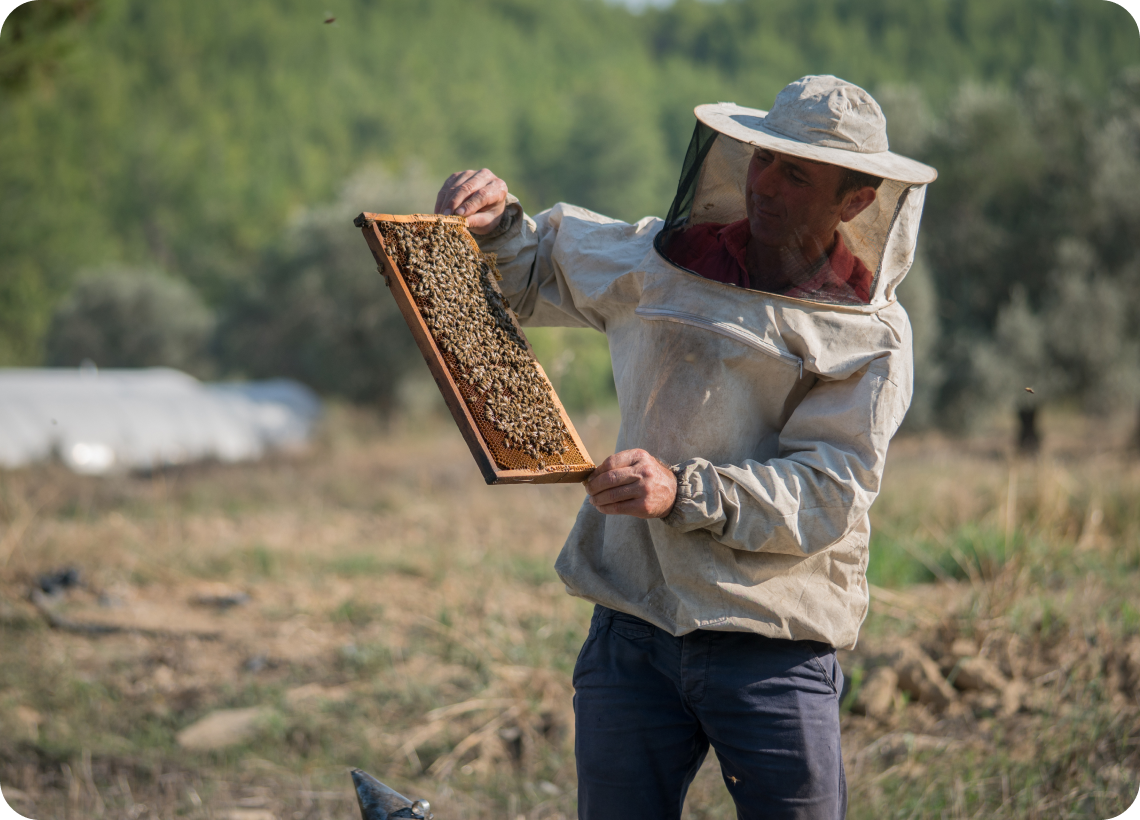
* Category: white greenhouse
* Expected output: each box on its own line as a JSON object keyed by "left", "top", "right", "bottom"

{"left": 0, "top": 367, "right": 321, "bottom": 475}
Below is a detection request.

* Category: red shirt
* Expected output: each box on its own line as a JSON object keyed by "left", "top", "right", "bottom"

{"left": 666, "top": 219, "right": 873, "bottom": 304}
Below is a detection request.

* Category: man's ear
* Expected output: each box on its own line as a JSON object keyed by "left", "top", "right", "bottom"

{"left": 839, "top": 186, "right": 877, "bottom": 222}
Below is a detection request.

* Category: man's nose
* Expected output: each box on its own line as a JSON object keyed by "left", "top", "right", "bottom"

{"left": 750, "top": 161, "right": 781, "bottom": 197}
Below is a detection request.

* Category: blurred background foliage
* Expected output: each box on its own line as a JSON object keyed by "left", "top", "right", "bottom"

{"left": 44, "top": 267, "right": 215, "bottom": 376}
{"left": 1, "top": 0, "right": 1139, "bottom": 426}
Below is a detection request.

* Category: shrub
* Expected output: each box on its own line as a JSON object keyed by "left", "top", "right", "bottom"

{"left": 214, "top": 166, "right": 435, "bottom": 413}
{"left": 44, "top": 268, "right": 214, "bottom": 374}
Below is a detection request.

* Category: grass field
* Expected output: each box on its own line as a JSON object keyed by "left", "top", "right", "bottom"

{"left": 1, "top": 404, "right": 1138, "bottom": 820}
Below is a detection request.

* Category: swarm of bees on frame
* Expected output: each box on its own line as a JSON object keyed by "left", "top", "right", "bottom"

{"left": 378, "top": 221, "right": 571, "bottom": 465}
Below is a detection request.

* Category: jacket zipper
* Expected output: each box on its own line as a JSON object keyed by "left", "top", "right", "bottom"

{"left": 634, "top": 306, "right": 804, "bottom": 377}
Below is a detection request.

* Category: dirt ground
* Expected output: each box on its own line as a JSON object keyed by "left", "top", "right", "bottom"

{"left": 1, "top": 406, "right": 1138, "bottom": 819}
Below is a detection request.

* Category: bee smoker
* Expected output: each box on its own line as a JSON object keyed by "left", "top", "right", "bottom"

{"left": 351, "top": 769, "right": 434, "bottom": 820}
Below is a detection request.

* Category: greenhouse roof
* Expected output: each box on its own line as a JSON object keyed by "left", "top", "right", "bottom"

{"left": 0, "top": 367, "right": 321, "bottom": 475}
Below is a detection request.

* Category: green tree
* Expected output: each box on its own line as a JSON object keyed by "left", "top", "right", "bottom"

{"left": 2, "top": 0, "right": 1138, "bottom": 423}
{"left": 895, "top": 249, "right": 943, "bottom": 431}
{"left": 44, "top": 268, "right": 214, "bottom": 374}
{"left": 214, "top": 165, "right": 435, "bottom": 411}
{"left": 898, "top": 70, "right": 1140, "bottom": 441}
{"left": 0, "top": 0, "right": 98, "bottom": 92}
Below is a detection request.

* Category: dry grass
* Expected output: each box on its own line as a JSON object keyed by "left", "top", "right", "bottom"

{"left": 0, "top": 404, "right": 1138, "bottom": 819}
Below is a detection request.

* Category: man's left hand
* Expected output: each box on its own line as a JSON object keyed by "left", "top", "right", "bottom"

{"left": 584, "top": 449, "right": 678, "bottom": 519}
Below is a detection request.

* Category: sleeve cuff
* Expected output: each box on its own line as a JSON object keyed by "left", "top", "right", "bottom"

{"left": 663, "top": 459, "right": 714, "bottom": 530}
{"left": 474, "top": 195, "right": 521, "bottom": 243}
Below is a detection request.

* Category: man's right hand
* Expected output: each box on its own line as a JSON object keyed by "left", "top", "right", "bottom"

{"left": 434, "top": 169, "right": 509, "bottom": 235}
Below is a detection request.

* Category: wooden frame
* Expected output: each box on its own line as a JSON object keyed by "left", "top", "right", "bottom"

{"left": 354, "top": 212, "right": 595, "bottom": 485}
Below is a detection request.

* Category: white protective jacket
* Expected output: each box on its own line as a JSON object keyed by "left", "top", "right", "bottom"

{"left": 476, "top": 157, "right": 925, "bottom": 650}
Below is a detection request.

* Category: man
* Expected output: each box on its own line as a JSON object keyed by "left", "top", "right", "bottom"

{"left": 434, "top": 76, "right": 936, "bottom": 819}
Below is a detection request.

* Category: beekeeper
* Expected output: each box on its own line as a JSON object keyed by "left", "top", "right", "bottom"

{"left": 434, "top": 75, "right": 936, "bottom": 820}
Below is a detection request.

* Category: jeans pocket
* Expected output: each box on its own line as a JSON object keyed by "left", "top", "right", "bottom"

{"left": 586, "top": 605, "right": 605, "bottom": 639}
{"left": 806, "top": 645, "right": 841, "bottom": 698}
{"left": 610, "top": 612, "right": 653, "bottom": 641}
{"left": 573, "top": 612, "right": 604, "bottom": 687}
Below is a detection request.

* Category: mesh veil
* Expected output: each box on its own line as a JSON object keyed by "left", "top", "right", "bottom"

{"left": 655, "top": 121, "right": 926, "bottom": 307}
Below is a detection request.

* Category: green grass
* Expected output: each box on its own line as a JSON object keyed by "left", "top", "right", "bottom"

{"left": 1, "top": 417, "right": 1137, "bottom": 819}
{"left": 330, "top": 598, "right": 385, "bottom": 627}
{"left": 323, "top": 552, "right": 429, "bottom": 579}
{"left": 867, "top": 523, "right": 1019, "bottom": 588}
{"left": 850, "top": 691, "right": 1138, "bottom": 820}
{"left": 490, "top": 553, "right": 561, "bottom": 587}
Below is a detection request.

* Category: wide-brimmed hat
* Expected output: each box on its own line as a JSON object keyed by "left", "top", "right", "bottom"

{"left": 696, "top": 75, "right": 937, "bottom": 185}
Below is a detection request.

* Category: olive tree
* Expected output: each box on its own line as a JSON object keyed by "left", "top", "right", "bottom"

{"left": 44, "top": 268, "right": 214, "bottom": 375}
{"left": 215, "top": 165, "right": 436, "bottom": 413}
{"left": 889, "top": 71, "right": 1140, "bottom": 449}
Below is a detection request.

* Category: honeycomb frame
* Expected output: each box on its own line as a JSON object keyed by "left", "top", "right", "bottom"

{"left": 354, "top": 212, "right": 596, "bottom": 485}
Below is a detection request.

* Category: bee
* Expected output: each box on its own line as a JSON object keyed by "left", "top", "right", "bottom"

{"left": 379, "top": 218, "right": 574, "bottom": 464}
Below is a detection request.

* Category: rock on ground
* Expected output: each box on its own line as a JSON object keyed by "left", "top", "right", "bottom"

{"left": 176, "top": 707, "right": 274, "bottom": 751}
{"left": 893, "top": 639, "right": 958, "bottom": 711}
{"left": 853, "top": 666, "right": 898, "bottom": 718}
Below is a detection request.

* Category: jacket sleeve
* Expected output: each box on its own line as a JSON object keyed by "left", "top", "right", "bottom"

{"left": 474, "top": 196, "right": 659, "bottom": 332}
{"left": 663, "top": 358, "right": 909, "bottom": 556}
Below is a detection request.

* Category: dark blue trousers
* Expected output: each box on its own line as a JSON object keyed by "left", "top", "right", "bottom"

{"left": 573, "top": 606, "right": 846, "bottom": 820}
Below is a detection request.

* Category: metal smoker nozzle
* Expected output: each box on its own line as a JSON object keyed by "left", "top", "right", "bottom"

{"left": 351, "top": 768, "right": 434, "bottom": 820}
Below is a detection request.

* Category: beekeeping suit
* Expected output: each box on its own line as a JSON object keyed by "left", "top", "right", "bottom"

{"left": 476, "top": 76, "right": 937, "bottom": 649}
